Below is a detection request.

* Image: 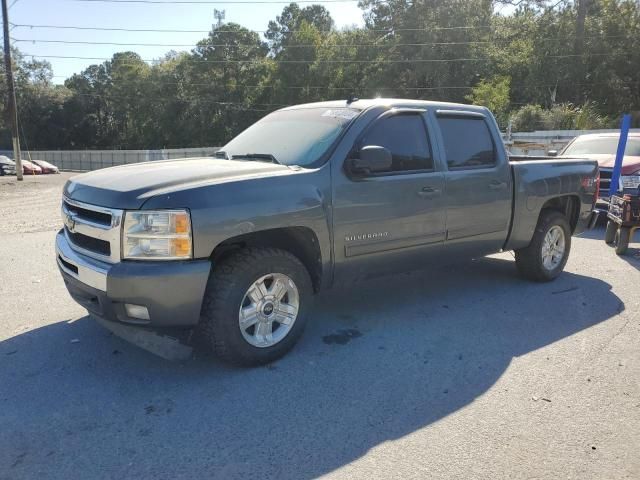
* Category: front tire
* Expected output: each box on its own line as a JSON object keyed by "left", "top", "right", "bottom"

{"left": 198, "top": 247, "right": 313, "bottom": 366}
{"left": 515, "top": 210, "right": 571, "bottom": 282}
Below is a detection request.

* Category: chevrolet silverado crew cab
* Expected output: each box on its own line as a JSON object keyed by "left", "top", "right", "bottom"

{"left": 57, "top": 99, "right": 598, "bottom": 366}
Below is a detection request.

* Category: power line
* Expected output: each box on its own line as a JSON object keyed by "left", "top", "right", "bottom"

{"left": 12, "top": 38, "right": 495, "bottom": 48}
{"left": 72, "top": 91, "right": 286, "bottom": 107}
{"left": 12, "top": 34, "right": 632, "bottom": 49}
{"left": 72, "top": 0, "right": 360, "bottom": 3}
{"left": 68, "top": 92, "right": 282, "bottom": 112}
{"left": 23, "top": 52, "right": 620, "bottom": 65}
{"left": 9, "top": 22, "right": 494, "bottom": 34}
{"left": 51, "top": 75, "right": 629, "bottom": 92}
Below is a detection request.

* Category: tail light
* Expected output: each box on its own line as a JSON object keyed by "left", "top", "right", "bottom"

{"left": 582, "top": 171, "right": 599, "bottom": 206}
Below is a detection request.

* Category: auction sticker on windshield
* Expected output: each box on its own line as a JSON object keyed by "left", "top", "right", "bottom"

{"left": 322, "top": 109, "right": 359, "bottom": 120}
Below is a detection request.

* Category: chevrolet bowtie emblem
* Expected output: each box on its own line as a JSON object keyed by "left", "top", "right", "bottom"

{"left": 64, "top": 213, "right": 77, "bottom": 233}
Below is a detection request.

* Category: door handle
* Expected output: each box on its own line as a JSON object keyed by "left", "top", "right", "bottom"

{"left": 488, "top": 181, "right": 507, "bottom": 191}
{"left": 417, "top": 186, "right": 441, "bottom": 198}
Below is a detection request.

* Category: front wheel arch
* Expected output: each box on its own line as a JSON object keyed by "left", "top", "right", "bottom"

{"left": 209, "top": 226, "right": 323, "bottom": 293}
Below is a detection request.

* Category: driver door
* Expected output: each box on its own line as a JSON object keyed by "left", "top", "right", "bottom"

{"left": 331, "top": 109, "right": 447, "bottom": 284}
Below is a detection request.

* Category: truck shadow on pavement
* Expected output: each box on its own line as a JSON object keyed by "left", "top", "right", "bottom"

{"left": 0, "top": 257, "right": 625, "bottom": 479}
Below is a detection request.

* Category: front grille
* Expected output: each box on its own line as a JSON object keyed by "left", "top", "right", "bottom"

{"left": 65, "top": 228, "right": 111, "bottom": 256}
{"left": 62, "top": 197, "right": 122, "bottom": 262}
{"left": 63, "top": 200, "right": 112, "bottom": 226}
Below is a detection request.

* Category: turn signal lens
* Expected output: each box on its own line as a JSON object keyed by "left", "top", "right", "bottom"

{"left": 175, "top": 213, "right": 190, "bottom": 234}
{"left": 171, "top": 237, "right": 192, "bottom": 257}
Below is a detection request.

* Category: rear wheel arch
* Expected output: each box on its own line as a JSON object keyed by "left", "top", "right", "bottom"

{"left": 515, "top": 209, "right": 571, "bottom": 282}
{"left": 209, "top": 226, "right": 323, "bottom": 293}
{"left": 539, "top": 195, "right": 580, "bottom": 233}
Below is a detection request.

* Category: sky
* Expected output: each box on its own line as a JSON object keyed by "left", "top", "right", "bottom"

{"left": 6, "top": 0, "right": 366, "bottom": 83}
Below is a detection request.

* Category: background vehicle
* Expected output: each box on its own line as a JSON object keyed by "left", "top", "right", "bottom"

{"left": 604, "top": 195, "right": 640, "bottom": 255}
{"left": 30, "top": 159, "right": 60, "bottom": 174}
{"left": 21, "top": 160, "right": 42, "bottom": 175}
{"left": 56, "top": 99, "right": 599, "bottom": 366}
{"left": 552, "top": 133, "right": 640, "bottom": 203}
{"left": 0, "top": 156, "right": 16, "bottom": 176}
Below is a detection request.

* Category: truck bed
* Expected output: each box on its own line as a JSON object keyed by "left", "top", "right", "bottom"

{"left": 505, "top": 157, "right": 599, "bottom": 251}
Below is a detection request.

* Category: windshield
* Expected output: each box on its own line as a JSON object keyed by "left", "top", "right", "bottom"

{"left": 563, "top": 137, "right": 640, "bottom": 156}
{"left": 222, "top": 107, "right": 360, "bottom": 167}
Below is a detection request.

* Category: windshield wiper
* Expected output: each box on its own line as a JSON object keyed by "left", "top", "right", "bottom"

{"left": 231, "top": 153, "right": 280, "bottom": 165}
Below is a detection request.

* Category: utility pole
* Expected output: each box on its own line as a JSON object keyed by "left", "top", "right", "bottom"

{"left": 2, "top": 0, "right": 22, "bottom": 180}
{"left": 574, "top": 0, "right": 588, "bottom": 105}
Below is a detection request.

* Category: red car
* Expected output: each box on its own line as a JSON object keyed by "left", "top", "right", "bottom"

{"left": 555, "top": 133, "right": 640, "bottom": 203}
{"left": 22, "top": 159, "right": 42, "bottom": 175}
{"left": 21, "top": 160, "right": 42, "bottom": 175}
{"left": 30, "top": 159, "right": 60, "bottom": 174}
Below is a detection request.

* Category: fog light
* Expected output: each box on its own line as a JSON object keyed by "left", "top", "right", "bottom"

{"left": 125, "top": 304, "right": 150, "bottom": 320}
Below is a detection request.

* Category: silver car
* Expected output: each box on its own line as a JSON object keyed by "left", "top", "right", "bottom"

{"left": 0, "top": 156, "right": 17, "bottom": 176}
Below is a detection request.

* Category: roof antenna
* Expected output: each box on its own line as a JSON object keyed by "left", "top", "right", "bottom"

{"left": 346, "top": 95, "right": 359, "bottom": 105}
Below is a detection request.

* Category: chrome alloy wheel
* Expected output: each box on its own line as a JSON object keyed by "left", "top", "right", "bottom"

{"left": 541, "top": 225, "right": 566, "bottom": 270}
{"left": 238, "top": 273, "right": 300, "bottom": 348}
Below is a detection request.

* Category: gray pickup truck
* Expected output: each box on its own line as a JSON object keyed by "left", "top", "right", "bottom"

{"left": 57, "top": 99, "right": 598, "bottom": 365}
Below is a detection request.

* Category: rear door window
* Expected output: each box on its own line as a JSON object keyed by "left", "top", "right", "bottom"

{"left": 437, "top": 116, "right": 496, "bottom": 170}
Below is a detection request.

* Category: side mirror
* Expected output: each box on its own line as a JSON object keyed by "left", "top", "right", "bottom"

{"left": 547, "top": 149, "right": 558, "bottom": 157}
{"left": 348, "top": 145, "right": 393, "bottom": 175}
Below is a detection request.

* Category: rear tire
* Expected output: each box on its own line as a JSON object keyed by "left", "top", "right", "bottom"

{"left": 605, "top": 220, "right": 617, "bottom": 245}
{"left": 515, "top": 210, "right": 571, "bottom": 282}
{"left": 614, "top": 227, "right": 630, "bottom": 255}
{"left": 198, "top": 247, "right": 313, "bottom": 366}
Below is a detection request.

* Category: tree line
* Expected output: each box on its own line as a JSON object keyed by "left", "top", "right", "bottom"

{"left": 1, "top": 0, "right": 639, "bottom": 150}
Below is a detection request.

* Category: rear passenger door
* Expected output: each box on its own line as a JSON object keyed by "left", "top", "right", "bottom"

{"left": 434, "top": 110, "right": 512, "bottom": 256}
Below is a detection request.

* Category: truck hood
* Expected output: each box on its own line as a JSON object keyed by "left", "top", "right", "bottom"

{"left": 64, "top": 157, "right": 297, "bottom": 209}
{"left": 559, "top": 153, "right": 640, "bottom": 175}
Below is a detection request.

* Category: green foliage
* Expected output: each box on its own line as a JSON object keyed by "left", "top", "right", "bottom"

{"left": 466, "top": 76, "right": 511, "bottom": 126}
{"left": 1, "top": 0, "right": 639, "bottom": 149}
{"left": 510, "top": 104, "right": 547, "bottom": 132}
{"left": 510, "top": 102, "right": 616, "bottom": 131}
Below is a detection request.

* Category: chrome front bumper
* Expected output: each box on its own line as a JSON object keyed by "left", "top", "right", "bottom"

{"left": 56, "top": 230, "right": 109, "bottom": 291}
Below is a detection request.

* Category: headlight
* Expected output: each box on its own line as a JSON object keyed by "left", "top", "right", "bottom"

{"left": 621, "top": 175, "right": 640, "bottom": 189}
{"left": 122, "top": 210, "right": 192, "bottom": 260}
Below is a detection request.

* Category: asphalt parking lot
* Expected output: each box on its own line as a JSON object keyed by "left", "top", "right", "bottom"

{"left": 1, "top": 172, "right": 639, "bottom": 479}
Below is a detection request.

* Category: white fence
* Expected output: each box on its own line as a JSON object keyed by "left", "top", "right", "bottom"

{"left": 2, "top": 129, "right": 638, "bottom": 172}
{"left": 0, "top": 147, "right": 220, "bottom": 171}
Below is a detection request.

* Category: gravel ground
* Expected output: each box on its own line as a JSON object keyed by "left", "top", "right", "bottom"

{"left": 0, "top": 173, "right": 639, "bottom": 479}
